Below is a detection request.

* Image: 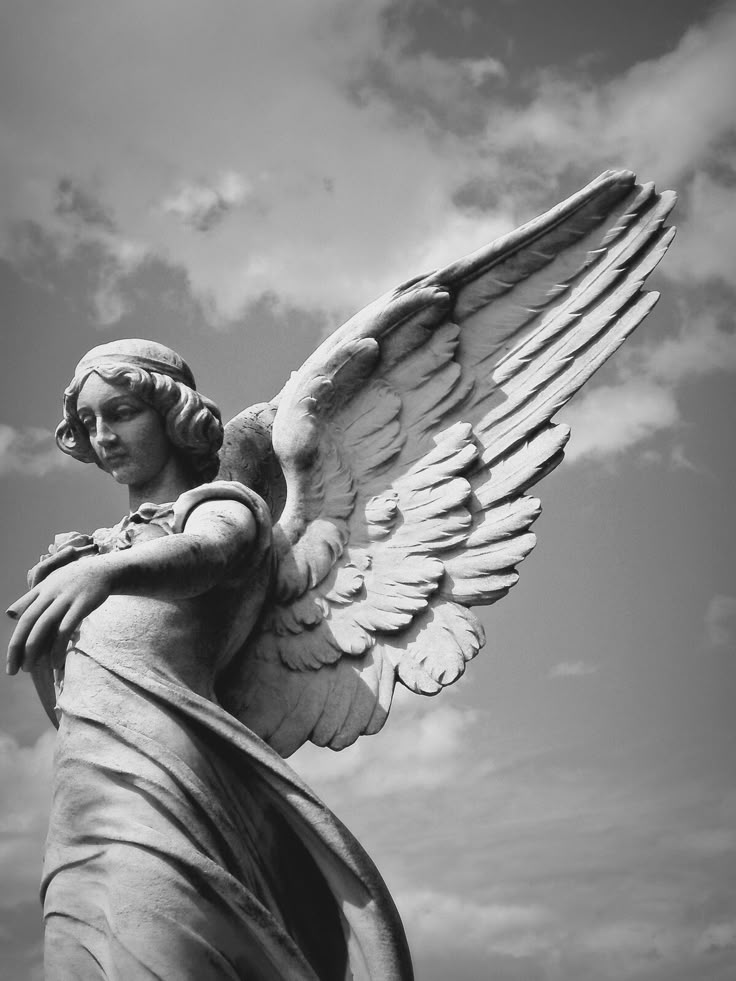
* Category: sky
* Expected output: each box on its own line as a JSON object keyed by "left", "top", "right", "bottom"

{"left": 1, "top": 0, "right": 735, "bottom": 978}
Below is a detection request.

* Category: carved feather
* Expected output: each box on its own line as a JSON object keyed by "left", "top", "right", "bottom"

{"left": 219, "top": 169, "right": 676, "bottom": 757}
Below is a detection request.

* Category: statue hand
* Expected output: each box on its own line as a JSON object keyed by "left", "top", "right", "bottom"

{"left": 6, "top": 558, "right": 111, "bottom": 676}
{"left": 28, "top": 541, "right": 98, "bottom": 588}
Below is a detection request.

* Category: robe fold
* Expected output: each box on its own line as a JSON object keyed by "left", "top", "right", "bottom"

{"left": 39, "top": 482, "right": 413, "bottom": 981}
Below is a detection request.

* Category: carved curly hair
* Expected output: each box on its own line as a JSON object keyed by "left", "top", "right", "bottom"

{"left": 56, "top": 364, "right": 224, "bottom": 482}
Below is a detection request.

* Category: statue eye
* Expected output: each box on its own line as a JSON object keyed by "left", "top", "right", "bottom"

{"left": 113, "top": 404, "right": 138, "bottom": 421}
{"left": 79, "top": 415, "right": 96, "bottom": 434}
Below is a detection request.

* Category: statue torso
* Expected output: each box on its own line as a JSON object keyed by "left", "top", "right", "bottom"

{"left": 48, "top": 482, "right": 271, "bottom": 704}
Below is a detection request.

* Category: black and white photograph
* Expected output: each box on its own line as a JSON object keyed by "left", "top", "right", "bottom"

{"left": 1, "top": 2, "right": 735, "bottom": 979}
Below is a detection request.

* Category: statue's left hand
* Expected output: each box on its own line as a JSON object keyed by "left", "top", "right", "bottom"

{"left": 6, "top": 558, "right": 111, "bottom": 676}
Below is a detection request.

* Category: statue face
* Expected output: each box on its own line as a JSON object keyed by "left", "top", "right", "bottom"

{"left": 76, "top": 374, "right": 174, "bottom": 488}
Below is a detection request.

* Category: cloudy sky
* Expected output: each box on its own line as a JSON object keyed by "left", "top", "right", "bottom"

{"left": 1, "top": 1, "right": 735, "bottom": 978}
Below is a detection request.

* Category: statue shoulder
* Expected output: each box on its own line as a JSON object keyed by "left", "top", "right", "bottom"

{"left": 37, "top": 481, "right": 271, "bottom": 570}
{"left": 171, "top": 479, "right": 272, "bottom": 537}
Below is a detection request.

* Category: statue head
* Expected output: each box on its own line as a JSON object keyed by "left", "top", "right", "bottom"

{"left": 56, "top": 339, "right": 224, "bottom": 482}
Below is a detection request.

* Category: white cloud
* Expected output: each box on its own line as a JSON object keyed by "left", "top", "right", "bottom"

{"left": 642, "top": 308, "right": 736, "bottom": 383}
{"left": 399, "top": 888, "right": 553, "bottom": 958}
{"left": 480, "top": 1, "right": 736, "bottom": 331}
{"left": 293, "top": 696, "right": 478, "bottom": 798}
{"left": 563, "top": 304, "right": 736, "bottom": 463}
{"left": 574, "top": 919, "right": 683, "bottom": 973}
{"left": 0, "top": 0, "right": 500, "bottom": 322}
{"left": 704, "top": 595, "right": 736, "bottom": 648}
{"left": 0, "top": 730, "right": 54, "bottom": 910}
{"left": 549, "top": 661, "right": 599, "bottom": 679}
{"left": 90, "top": 237, "right": 150, "bottom": 325}
{"left": 564, "top": 380, "right": 679, "bottom": 462}
{"left": 388, "top": 759, "right": 736, "bottom": 978}
{"left": 4, "top": 0, "right": 731, "bottom": 326}
{"left": 665, "top": 171, "right": 736, "bottom": 287}
{"left": 8, "top": 214, "right": 149, "bottom": 327}
{"left": 668, "top": 443, "right": 701, "bottom": 475}
{"left": 604, "top": 7, "right": 736, "bottom": 185}
{"left": 463, "top": 56, "right": 507, "bottom": 87}
{"left": 160, "top": 171, "right": 251, "bottom": 232}
{"left": 0, "top": 424, "right": 72, "bottom": 477}
{"left": 491, "top": 3, "right": 736, "bottom": 189}
{"left": 695, "top": 920, "right": 736, "bottom": 954}
{"left": 3, "top": 702, "right": 731, "bottom": 981}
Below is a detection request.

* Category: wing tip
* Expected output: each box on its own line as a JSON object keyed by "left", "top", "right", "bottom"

{"left": 596, "top": 168, "right": 636, "bottom": 188}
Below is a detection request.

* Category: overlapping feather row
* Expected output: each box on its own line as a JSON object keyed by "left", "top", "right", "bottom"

{"left": 219, "top": 170, "right": 676, "bottom": 756}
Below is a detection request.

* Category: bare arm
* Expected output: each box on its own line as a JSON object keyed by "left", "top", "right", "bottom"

{"left": 6, "top": 500, "right": 256, "bottom": 676}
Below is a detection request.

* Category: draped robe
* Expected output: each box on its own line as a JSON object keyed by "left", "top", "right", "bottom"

{"left": 38, "top": 482, "right": 413, "bottom": 981}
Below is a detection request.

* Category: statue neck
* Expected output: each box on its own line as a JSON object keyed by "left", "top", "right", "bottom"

{"left": 126, "top": 457, "right": 198, "bottom": 512}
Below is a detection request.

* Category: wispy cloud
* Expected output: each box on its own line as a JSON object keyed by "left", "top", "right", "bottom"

{"left": 0, "top": 730, "right": 54, "bottom": 909}
{"left": 399, "top": 888, "right": 552, "bottom": 958}
{"left": 300, "top": 715, "right": 736, "bottom": 981}
{"left": 704, "top": 595, "right": 736, "bottom": 648}
{"left": 641, "top": 308, "right": 736, "bottom": 382}
{"left": 8, "top": 218, "right": 149, "bottom": 327}
{"left": 0, "top": 424, "right": 71, "bottom": 477}
{"left": 6, "top": 0, "right": 732, "bottom": 323}
{"left": 54, "top": 177, "right": 117, "bottom": 233}
{"left": 564, "top": 380, "right": 679, "bottom": 463}
{"left": 565, "top": 306, "right": 736, "bottom": 463}
{"left": 160, "top": 171, "right": 251, "bottom": 233}
{"left": 0, "top": 0, "right": 496, "bottom": 320}
{"left": 666, "top": 172, "right": 736, "bottom": 287}
{"left": 491, "top": 3, "right": 736, "bottom": 194}
{"left": 695, "top": 920, "right": 736, "bottom": 954}
{"left": 293, "top": 693, "right": 478, "bottom": 797}
{"left": 6, "top": 690, "right": 736, "bottom": 981}
{"left": 0, "top": 729, "right": 51, "bottom": 981}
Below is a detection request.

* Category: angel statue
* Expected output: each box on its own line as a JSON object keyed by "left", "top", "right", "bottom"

{"left": 6, "top": 170, "right": 675, "bottom": 980}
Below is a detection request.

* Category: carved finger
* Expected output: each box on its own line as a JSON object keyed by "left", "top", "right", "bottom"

{"left": 50, "top": 604, "right": 89, "bottom": 668}
{"left": 21, "top": 599, "right": 71, "bottom": 673}
{"left": 29, "top": 544, "right": 98, "bottom": 588}
{"left": 6, "top": 586, "right": 40, "bottom": 623}
{"left": 28, "top": 547, "right": 76, "bottom": 588}
{"left": 50, "top": 612, "right": 79, "bottom": 670}
{"left": 6, "top": 594, "right": 51, "bottom": 675}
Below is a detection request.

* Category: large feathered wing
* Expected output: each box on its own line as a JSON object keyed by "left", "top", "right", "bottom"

{"left": 217, "top": 170, "right": 676, "bottom": 757}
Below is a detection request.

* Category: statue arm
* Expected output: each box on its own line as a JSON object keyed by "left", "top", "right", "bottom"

{"left": 102, "top": 499, "right": 257, "bottom": 599}
{"left": 6, "top": 499, "right": 256, "bottom": 676}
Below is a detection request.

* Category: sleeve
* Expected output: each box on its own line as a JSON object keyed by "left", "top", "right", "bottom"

{"left": 171, "top": 480, "right": 273, "bottom": 565}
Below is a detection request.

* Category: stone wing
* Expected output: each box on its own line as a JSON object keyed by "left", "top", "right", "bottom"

{"left": 219, "top": 170, "right": 676, "bottom": 757}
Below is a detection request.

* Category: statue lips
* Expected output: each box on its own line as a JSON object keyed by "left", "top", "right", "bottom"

{"left": 99, "top": 450, "right": 128, "bottom": 472}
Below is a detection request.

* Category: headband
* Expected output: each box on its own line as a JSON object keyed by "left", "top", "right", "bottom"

{"left": 73, "top": 339, "right": 197, "bottom": 390}
{"left": 75, "top": 352, "right": 197, "bottom": 389}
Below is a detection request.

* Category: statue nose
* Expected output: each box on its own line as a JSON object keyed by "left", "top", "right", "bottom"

{"left": 97, "top": 422, "right": 118, "bottom": 445}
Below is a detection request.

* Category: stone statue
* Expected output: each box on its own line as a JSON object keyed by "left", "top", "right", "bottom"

{"left": 6, "top": 170, "right": 675, "bottom": 980}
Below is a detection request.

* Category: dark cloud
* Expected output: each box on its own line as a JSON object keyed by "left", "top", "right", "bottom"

{"left": 54, "top": 178, "right": 117, "bottom": 233}
{"left": 160, "top": 173, "right": 249, "bottom": 233}
{"left": 4, "top": 219, "right": 200, "bottom": 329}
{"left": 452, "top": 176, "right": 502, "bottom": 213}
